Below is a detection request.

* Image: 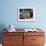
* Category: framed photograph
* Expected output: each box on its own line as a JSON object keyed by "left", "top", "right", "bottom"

{"left": 18, "top": 7, "right": 35, "bottom": 21}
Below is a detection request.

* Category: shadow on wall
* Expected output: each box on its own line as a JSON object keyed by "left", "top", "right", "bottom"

{"left": 0, "top": 24, "right": 7, "bottom": 43}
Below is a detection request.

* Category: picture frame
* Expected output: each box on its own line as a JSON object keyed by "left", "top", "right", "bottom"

{"left": 17, "top": 7, "right": 35, "bottom": 21}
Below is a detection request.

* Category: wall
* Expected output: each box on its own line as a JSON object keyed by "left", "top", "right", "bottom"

{"left": 0, "top": 0, "right": 46, "bottom": 29}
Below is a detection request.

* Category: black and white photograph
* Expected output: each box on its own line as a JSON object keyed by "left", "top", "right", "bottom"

{"left": 18, "top": 7, "right": 35, "bottom": 21}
